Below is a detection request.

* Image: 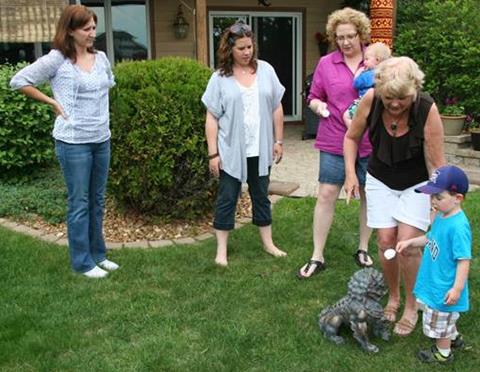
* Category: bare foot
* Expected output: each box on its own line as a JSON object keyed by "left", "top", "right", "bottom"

{"left": 215, "top": 256, "right": 228, "bottom": 266}
{"left": 264, "top": 245, "right": 287, "bottom": 257}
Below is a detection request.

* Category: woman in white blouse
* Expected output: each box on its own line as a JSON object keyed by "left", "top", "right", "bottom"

{"left": 202, "top": 22, "right": 287, "bottom": 266}
{"left": 10, "top": 5, "right": 118, "bottom": 278}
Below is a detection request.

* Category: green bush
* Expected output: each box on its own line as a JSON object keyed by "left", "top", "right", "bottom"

{"left": 395, "top": 0, "right": 480, "bottom": 116}
{"left": 0, "top": 63, "right": 55, "bottom": 177}
{"left": 109, "top": 57, "right": 215, "bottom": 219}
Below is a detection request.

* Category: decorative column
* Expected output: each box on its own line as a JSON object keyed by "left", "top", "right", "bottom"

{"left": 195, "top": 0, "right": 208, "bottom": 65}
{"left": 369, "top": 0, "right": 396, "bottom": 49}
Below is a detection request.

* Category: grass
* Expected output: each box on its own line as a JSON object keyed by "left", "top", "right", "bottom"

{"left": 1, "top": 194, "right": 479, "bottom": 371}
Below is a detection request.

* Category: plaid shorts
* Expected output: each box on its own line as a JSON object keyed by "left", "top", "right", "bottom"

{"left": 418, "top": 301, "right": 460, "bottom": 339}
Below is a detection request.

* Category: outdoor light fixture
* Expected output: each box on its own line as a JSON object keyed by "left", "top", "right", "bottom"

{"left": 173, "top": 5, "right": 189, "bottom": 39}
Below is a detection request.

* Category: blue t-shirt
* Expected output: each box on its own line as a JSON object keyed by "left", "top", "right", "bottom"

{"left": 353, "top": 69, "right": 375, "bottom": 97}
{"left": 414, "top": 210, "right": 472, "bottom": 312}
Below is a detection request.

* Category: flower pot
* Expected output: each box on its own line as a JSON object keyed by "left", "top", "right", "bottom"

{"left": 441, "top": 115, "right": 466, "bottom": 136}
{"left": 471, "top": 130, "right": 480, "bottom": 151}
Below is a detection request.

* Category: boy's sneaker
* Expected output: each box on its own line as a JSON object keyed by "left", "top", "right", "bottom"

{"left": 451, "top": 334, "right": 465, "bottom": 350}
{"left": 83, "top": 266, "right": 108, "bottom": 278}
{"left": 417, "top": 345, "right": 453, "bottom": 364}
{"left": 98, "top": 259, "right": 119, "bottom": 271}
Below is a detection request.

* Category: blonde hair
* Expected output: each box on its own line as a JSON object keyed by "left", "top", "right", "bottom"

{"left": 366, "top": 42, "right": 391, "bottom": 63}
{"left": 326, "top": 7, "right": 371, "bottom": 45}
{"left": 375, "top": 56, "right": 425, "bottom": 99}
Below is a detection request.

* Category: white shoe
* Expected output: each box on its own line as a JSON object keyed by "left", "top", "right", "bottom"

{"left": 83, "top": 266, "right": 108, "bottom": 278}
{"left": 98, "top": 259, "right": 119, "bottom": 271}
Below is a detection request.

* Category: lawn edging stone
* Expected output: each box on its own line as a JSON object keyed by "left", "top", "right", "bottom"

{"left": 0, "top": 195, "right": 284, "bottom": 249}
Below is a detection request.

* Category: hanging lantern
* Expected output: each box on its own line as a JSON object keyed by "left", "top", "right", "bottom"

{"left": 173, "top": 5, "right": 189, "bottom": 39}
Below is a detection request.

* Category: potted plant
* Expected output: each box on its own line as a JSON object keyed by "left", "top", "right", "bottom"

{"left": 440, "top": 98, "right": 466, "bottom": 136}
{"left": 467, "top": 116, "right": 480, "bottom": 151}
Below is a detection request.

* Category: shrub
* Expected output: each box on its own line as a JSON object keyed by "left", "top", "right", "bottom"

{"left": 0, "top": 63, "right": 55, "bottom": 177}
{"left": 395, "top": 0, "right": 480, "bottom": 116}
{"left": 109, "top": 57, "right": 215, "bottom": 219}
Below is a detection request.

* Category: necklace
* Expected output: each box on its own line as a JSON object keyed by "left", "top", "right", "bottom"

{"left": 390, "top": 121, "right": 398, "bottom": 137}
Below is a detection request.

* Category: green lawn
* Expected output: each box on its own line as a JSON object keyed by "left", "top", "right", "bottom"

{"left": 1, "top": 196, "right": 478, "bottom": 371}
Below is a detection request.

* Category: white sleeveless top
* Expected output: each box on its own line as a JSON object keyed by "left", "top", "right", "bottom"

{"left": 237, "top": 78, "right": 260, "bottom": 157}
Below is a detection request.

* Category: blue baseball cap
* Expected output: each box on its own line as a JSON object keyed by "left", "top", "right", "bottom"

{"left": 415, "top": 165, "right": 469, "bottom": 194}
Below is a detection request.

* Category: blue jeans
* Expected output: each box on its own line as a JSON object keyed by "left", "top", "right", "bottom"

{"left": 55, "top": 140, "right": 110, "bottom": 273}
{"left": 318, "top": 151, "right": 369, "bottom": 185}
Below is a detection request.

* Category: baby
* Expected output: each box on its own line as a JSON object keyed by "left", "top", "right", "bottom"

{"left": 343, "top": 42, "right": 391, "bottom": 128}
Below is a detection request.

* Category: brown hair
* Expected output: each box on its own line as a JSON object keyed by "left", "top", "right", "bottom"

{"left": 216, "top": 22, "right": 257, "bottom": 77}
{"left": 53, "top": 4, "right": 97, "bottom": 62}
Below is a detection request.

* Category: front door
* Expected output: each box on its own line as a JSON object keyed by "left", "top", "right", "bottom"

{"left": 209, "top": 11, "right": 303, "bottom": 122}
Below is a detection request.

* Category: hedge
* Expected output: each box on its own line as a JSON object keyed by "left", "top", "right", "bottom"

{"left": 109, "top": 57, "right": 215, "bottom": 219}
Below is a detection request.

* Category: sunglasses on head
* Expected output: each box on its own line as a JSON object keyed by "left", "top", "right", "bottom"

{"left": 229, "top": 22, "right": 252, "bottom": 35}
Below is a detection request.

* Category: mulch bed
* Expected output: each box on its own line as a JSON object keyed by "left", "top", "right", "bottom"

{"left": 17, "top": 193, "right": 253, "bottom": 243}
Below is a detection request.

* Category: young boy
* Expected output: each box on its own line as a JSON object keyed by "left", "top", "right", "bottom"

{"left": 396, "top": 165, "right": 471, "bottom": 363}
{"left": 343, "top": 42, "right": 391, "bottom": 128}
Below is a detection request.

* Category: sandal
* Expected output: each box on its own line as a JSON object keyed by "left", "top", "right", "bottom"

{"left": 383, "top": 304, "right": 399, "bottom": 322}
{"left": 296, "top": 259, "right": 326, "bottom": 280}
{"left": 394, "top": 315, "right": 418, "bottom": 337}
{"left": 353, "top": 249, "right": 374, "bottom": 268}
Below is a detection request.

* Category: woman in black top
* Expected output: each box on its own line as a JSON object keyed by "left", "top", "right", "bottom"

{"left": 343, "top": 57, "right": 445, "bottom": 336}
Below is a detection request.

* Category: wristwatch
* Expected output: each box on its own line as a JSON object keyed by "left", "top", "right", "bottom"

{"left": 275, "top": 140, "right": 283, "bottom": 145}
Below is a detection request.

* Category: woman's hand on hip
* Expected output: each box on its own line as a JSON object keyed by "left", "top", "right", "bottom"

{"left": 50, "top": 100, "right": 67, "bottom": 119}
{"left": 343, "top": 174, "right": 360, "bottom": 205}
{"left": 209, "top": 156, "right": 221, "bottom": 178}
{"left": 273, "top": 142, "right": 283, "bottom": 164}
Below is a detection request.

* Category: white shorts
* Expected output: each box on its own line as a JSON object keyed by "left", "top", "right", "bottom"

{"left": 365, "top": 173, "right": 431, "bottom": 231}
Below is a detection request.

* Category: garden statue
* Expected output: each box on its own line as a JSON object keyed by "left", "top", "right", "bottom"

{"left": 318, "top": 267, "right": 390, "bottom": 353}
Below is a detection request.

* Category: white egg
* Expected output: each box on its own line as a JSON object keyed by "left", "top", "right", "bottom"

{"left": 320, "top": 109, "right": 330, "bottom": 118}
{"left": 384, "top": 249, "right": 396, "bottom": 260}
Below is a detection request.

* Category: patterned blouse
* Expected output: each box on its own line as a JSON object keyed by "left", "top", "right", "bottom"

{"left": 10, "top": 49, "right": 115, "bottom": 144}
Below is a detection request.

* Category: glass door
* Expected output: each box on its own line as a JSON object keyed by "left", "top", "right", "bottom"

{"left": 209, "top": 11, "right": 302, "bottom": 121}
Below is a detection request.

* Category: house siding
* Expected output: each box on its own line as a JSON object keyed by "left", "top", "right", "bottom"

{"left": 152, "top": 0, "right": 343, "bottom": 73}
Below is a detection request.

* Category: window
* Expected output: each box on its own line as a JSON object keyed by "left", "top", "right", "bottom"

{"left": 80, "top": 0, "right": 150, "bottom": 63}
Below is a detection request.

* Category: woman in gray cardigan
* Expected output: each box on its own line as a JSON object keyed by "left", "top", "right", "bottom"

{"left": 202, "top": 22, "right": 287, "bottom": 266}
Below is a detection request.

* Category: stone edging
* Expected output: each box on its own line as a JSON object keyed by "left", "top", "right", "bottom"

{"left": 0, "top": 195, "right": 283, "bottom": 250}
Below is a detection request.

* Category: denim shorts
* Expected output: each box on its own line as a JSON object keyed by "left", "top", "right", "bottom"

{"left": 318, "top": 151, "right": 368, "bottom": 185}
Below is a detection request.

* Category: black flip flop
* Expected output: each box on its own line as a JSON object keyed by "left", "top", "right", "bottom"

{"left": 296, "top": 259, "right": 326, "bottom": 279}
{"left": 353, "top": 249, "right": 374, "bottom": 268}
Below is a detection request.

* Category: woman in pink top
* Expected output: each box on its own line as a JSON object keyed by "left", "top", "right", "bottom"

{"left": 297, "top": 7, "right": 373, "bottom": 278}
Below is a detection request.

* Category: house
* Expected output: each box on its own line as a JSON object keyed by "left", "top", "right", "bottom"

{"left": 0, "top": 0, "right": 395, "bottom": 122}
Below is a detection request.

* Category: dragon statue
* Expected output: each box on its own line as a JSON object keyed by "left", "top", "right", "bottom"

{"left": 318, "top": 267, "right": 390, "bottom": 353}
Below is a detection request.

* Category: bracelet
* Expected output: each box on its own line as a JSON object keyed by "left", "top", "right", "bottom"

{"left": 275, "top": 140, "right": 283, "bottom": 145}
{"left": 208, "top": 152, "right": 219, "bottom": 160}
